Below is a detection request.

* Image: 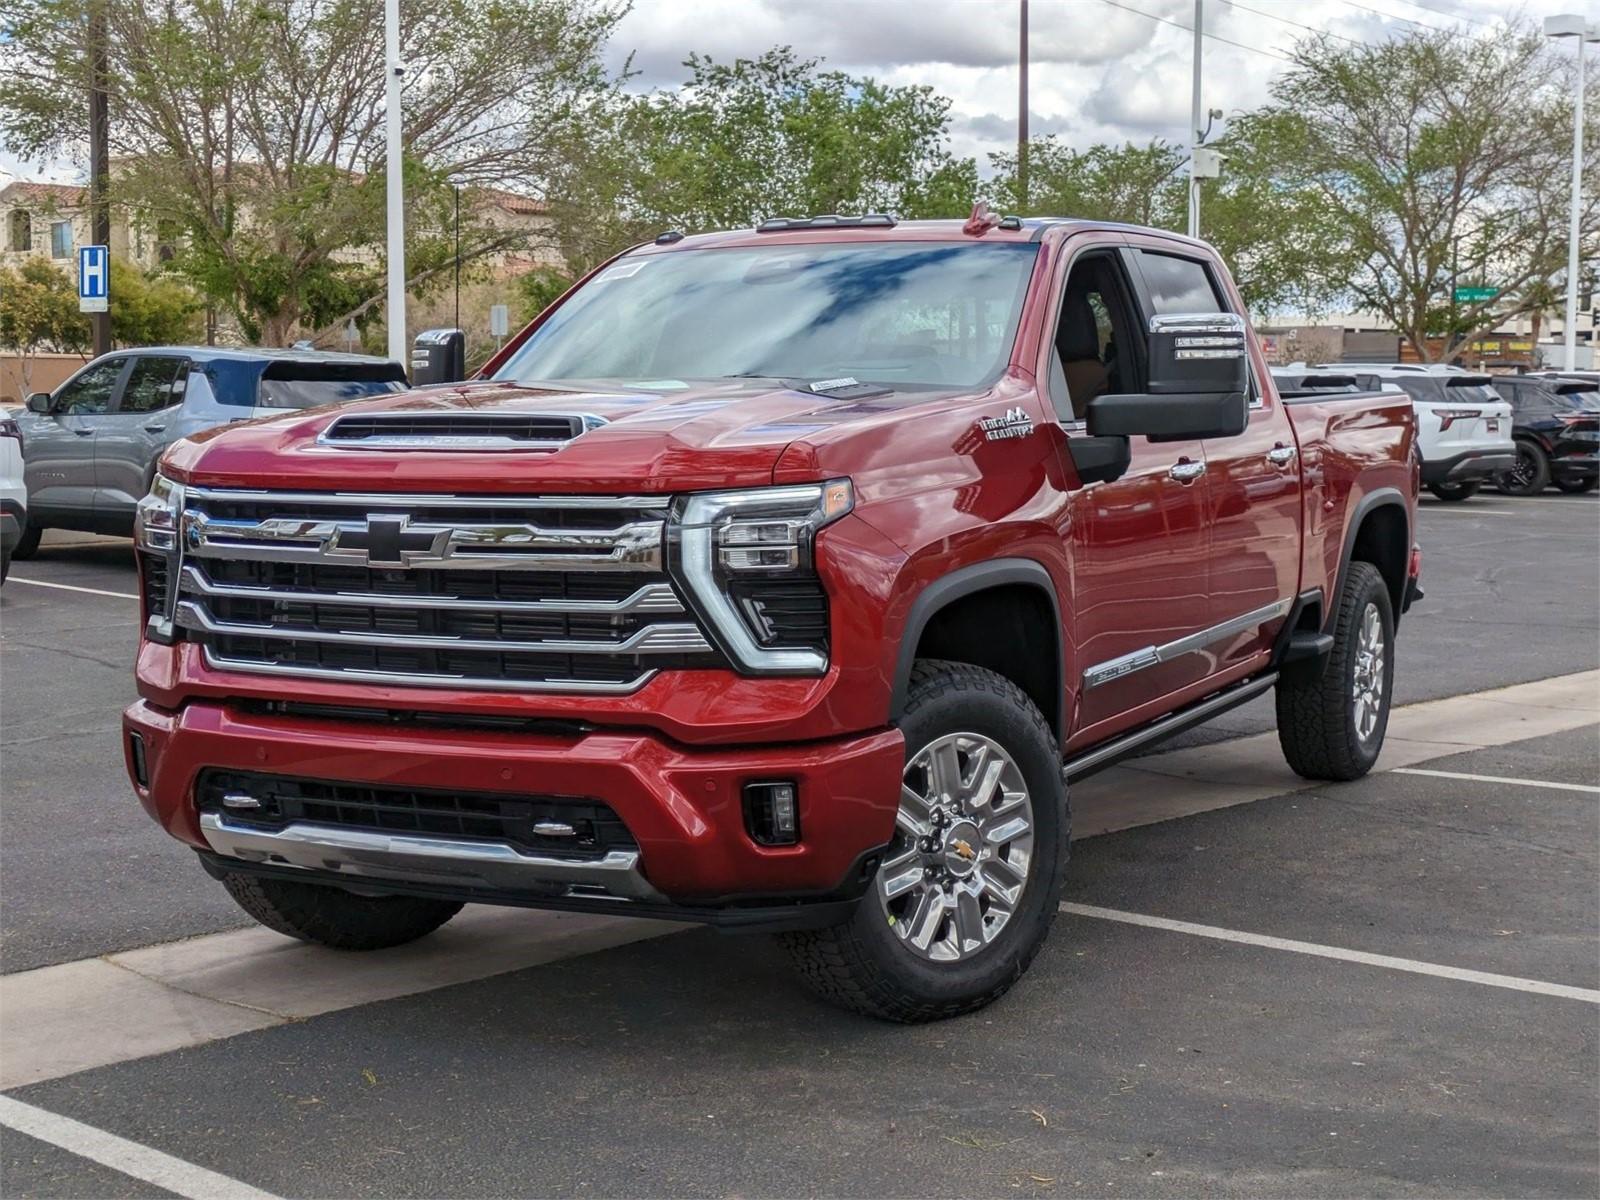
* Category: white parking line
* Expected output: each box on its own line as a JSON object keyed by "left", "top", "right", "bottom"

{"left": 1419, "top": 507, "right": 1519, "bottom": 516}
{"left": 6, "top": 577, "right": 137, "bottom": 600}
{"left": 0, "top": 1094, "right": 282, "bottom": 1200}
{"left": 1060, "top": 903, "right": 1600, "bottom": 1004}
{"left": 1391, "top": 767, "right": 1600, "bottom": 795}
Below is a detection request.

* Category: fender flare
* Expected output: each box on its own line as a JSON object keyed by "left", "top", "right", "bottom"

{"left": 1330, "top": 486, "right": 1408, "bottom": 629}
{"left": 889, "top": 557, "right": 1065, "bottom": 744}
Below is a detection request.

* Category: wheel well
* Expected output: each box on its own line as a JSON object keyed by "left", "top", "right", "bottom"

{"left": 910, "top": 584, "right": 1061, "bottom": 740}
{"left": 1349, "top": 503, "right": 1407, "bottom": 617}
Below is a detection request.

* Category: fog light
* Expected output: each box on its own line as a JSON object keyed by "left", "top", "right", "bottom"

{"left": 744, "top": 781, "right": 799, "bottom": 846}
{"left": 128, "top": 732, "right": 149, "bottom": 788}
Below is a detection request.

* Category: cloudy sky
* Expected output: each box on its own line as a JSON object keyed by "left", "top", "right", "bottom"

{"left": 0, "top": 0, "right": 1585, "bottom": 186}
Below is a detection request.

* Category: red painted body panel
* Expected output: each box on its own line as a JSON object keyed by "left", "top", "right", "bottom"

{"left": 131, "top": 218, "right": 1418, "bottom": 910}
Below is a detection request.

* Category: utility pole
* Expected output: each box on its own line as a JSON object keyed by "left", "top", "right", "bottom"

{"left": 87, "top": 0, "right": 111, "bottom": 358}
{"left": 1018, "top": 0, "right": 1029, "bottom": 212}
{"left": 384, "top": 0, "right": 407, "bottom": 367}
{"left": 1187, "top": 0, "right": 1203, "bottom": 239}
{"left": 1546, "top": 14, "right": 1597, "bottom": 372}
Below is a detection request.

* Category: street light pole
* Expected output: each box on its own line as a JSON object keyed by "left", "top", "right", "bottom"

{"left": 1188, "top": 0, "right": 1203, "bottom": 239}
{"left": 1018, "top": 0, "right": 1029, "bottom": 212}
{"left": 1547, "top": 14, "right": 1596, "bottom": 372}
{"left": 384, "top": 0, "right": 406, "bottom": 368}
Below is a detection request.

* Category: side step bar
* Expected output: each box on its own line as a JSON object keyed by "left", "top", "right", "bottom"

{"left": 1063, "top": 672, "right": 1278, "bottom": 783}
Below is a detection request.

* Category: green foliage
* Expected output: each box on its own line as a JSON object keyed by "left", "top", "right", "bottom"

{"left": 0, "top": 257, "right": 201, "bottom": 352}
{"left": 546, "top": 48, "right": 979, "bottom": 272}
{"left": 987, "top": 137, "right": 1186, "bottom": 229}
{"left": 0, "top": 0, "right": 622, "bottom": 344}
{"left": 516, "top": 268, "right": 575, "bottom": 322}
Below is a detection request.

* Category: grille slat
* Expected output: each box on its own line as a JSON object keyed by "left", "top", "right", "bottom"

{"left": 197, "top": 770, "right": 636, "bottom": 860}
{"left": 172, "top": 490, "right": 722, "bottom": 692}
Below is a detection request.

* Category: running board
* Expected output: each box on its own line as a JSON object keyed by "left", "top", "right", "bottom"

{"left": 1063, "top": 673, "right": 1279, "bottom": 783}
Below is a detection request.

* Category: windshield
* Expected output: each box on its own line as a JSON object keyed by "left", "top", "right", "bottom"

{"left": 492, "top": 242, "right": 1041, "bottom": 390}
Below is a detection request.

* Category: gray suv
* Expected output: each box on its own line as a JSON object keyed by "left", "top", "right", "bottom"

{"left": 14, "top": 347, "right": 406, "bottom": 556}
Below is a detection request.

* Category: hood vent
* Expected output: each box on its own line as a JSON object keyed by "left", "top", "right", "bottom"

{"left": 319, "top": 411, "right": 604, "bottom": 451}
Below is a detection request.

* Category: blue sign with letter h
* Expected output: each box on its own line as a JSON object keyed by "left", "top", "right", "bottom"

{"left": 78, "top": 245, "right": 109, "bottom": 311}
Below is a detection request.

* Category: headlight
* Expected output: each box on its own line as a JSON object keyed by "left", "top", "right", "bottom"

{"left": 134, "top": 472, "right": 183, "bottom": 551}
{"left": 675, "top": 480, "right": 853, "bottom": 674}
{"left": 134, "top": 472, "right": 184, "bottom": 642}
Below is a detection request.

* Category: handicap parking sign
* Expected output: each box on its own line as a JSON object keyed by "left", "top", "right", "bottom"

{"left": 78, "top": 244, "right": 109, "bottom": 313}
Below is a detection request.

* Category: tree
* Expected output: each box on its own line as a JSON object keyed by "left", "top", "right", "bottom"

{"left": 1226, "top": 23, "right": 1600, "bottom": 361}
{"left": 545, "top": 48, "right": 979, "bottom": 273}
{"left": 0, "top": 257, "right": 201, "bottom": 370}
{"left": 986, "top": 137, "right": 1186, "bottom": 229}
{"left": 0, "top": 0, "right": 624, "bottom": 344}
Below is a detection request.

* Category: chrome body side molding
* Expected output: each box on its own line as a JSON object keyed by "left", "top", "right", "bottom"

{"left": 1082, "top": 598, "right": 1292, "bottom": 691}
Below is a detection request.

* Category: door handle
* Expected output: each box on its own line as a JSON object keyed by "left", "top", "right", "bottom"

{"left": 1169, "top": 459, "right": 1206, "bottom": 483}
{"left": 143, "top": 424, "right": 169, "bottom": 434}
{"left": 72, "top": 427, "right": 94, "bottom": 437}
{"left": 1266, "top": 444, "right": 1297, "bottom": 466}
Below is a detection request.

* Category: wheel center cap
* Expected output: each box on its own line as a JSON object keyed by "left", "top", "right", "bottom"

{"left": 940, "top": 820, "right": 983, "bottom": 877}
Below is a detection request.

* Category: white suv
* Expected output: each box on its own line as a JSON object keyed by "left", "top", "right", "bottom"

{"left": 1317, "top": 363, "right": 1515, "bottom": 501}
{"left": 0, "top": 409, "right": 24, "bottom": 584}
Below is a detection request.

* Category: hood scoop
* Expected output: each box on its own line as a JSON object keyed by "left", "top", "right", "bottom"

{"left": 318, "top": 411, "right": 607, "bottom": 451}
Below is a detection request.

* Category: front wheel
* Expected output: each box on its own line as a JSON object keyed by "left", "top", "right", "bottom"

{"left": 218, "top": 870, "right": 462, "bottom": 950}
{"left": 1426, "top": 480, "right": 1479, "bottom": 502}
{"left": 1275, "top": 561, "right": 1395, "bottom": 782}
{"left": 10, "top": 524, "right": 41, "bottom": 560}
{"left": 1555, "top": 476, "right": 1597, "bottom": 494}
{"left": 779, "top": 660, "right": 1068, "bottom": 1022}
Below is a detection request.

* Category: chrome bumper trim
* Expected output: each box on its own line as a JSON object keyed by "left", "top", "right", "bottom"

{"left": 198, "top": 811, "right": 666, "bottom": 902}
{"left": 200, "top": 646, "right": 658, "bottom": 693}
{"left": 1083, "top": 598, "right": 1292, "bottom": 690}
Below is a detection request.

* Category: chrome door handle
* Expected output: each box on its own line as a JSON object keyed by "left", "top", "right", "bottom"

{"left": 1266, "top": 444, "right": 1297, "bottom": 466}
{"left": 143, "top": 424, "right": 169, "bottom": 434}
{"left": 1169, "top": 459, "right": 1206, "bottom": 483}
{"left": 72, "top": 427, "right": 94, "bottom": 437}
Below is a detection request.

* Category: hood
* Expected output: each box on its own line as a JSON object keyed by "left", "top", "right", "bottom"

{"left": 163, "top": 378, "right": 961, "bottom": 494}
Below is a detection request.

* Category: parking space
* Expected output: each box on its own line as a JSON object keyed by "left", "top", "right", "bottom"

{"left": 1, "top": 501, "right": 1596, "bottom": 1197}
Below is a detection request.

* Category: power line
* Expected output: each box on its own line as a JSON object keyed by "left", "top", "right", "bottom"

{"left": 1336, "top": 0, "right": 1454, "bottom": 33}
{"left": 1220, "top": 0, "right": 1368, "bottom": 48}
{"left": 1098, "top": 0, "right": 1293, "bottom": 63}
{"left": 1393, "top": 0, "right": 1492, "bottom": 28}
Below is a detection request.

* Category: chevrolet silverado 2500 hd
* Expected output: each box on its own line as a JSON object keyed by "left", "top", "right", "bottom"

{"left": 125, "top": 213, "right": 1420, "bottom": 1022}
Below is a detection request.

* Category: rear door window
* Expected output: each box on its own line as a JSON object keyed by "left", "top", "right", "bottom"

{"left": 256, "top": 363, "right": 407, "bottom": 410}
{"left": 117, "top": 356, "right": 190, "bottom": 414}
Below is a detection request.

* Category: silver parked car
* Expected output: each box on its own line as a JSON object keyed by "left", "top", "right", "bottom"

{"left": 14, "top": 347, "right": 406, "bottom": 556}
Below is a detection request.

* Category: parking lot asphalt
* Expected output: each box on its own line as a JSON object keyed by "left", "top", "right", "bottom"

{"left": 0, "top": 493, "right": 1596, "bottom": 1198}
{"left": 3, "top": 726, "right": 1594, "bottom": 1199}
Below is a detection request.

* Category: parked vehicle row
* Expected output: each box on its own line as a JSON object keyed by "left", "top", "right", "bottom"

{"left": 1490, "top": 372, "right": 1599, "bottom": 496}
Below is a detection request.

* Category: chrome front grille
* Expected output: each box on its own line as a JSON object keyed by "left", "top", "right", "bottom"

{"left": 171, "top": 488, "right": 721, "bottom": 692}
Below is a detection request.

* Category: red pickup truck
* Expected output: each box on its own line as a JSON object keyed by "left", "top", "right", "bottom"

{"left": 126, "top": 213, "right": 1419, "bottom": 1021}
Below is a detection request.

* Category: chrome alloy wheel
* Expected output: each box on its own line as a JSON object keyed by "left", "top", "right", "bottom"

{"left": 1351, "top": 602, "right": 1386, "bottom": 744}
{"left": 876, "top": 732, "right": 1035, "bottom": 963}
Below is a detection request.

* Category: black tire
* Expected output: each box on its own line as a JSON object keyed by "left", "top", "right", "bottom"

{"left": 1555, "top": 476, "right": 1597, "bottom": 494}
{"left": 0, "top": 543, "right": 9, "bottom": 584}
{"left": 1497, "top": 441, "right": 1550, "bottom": 497}
{"left": 218, "top": 870, "right": 462, "bottom": 950}
{"left": 1426, "top": 480, "right": 1479, "bottom": 502}
{"left": 779, "top": 660, "right": 1068, "bottom": 1023}
{"left": 1275, "top": 561, "right": 1395, "bottom": 782}
{"left": 10, "top": 524, "right": 41, "bottom": 560}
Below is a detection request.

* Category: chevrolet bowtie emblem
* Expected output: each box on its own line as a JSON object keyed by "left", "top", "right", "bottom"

{"left": 950, "top": 838, "right": 976, "bottom": 862}
{"left": 328, "top": 514, "right": 449, "bottom": 567}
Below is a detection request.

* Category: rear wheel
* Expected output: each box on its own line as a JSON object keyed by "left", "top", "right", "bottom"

{"left": 1555, "top": 476, "right": 1597, "bottom": 494}
{"left": 1426, "top": 480, "right": 1479, "bottom": 502}
{"left": 1275, "top": 561, "right": 1395, "bottom": 782}
{"left": 10, "top": 524, "right": 40, "bottom": 560}
{"left": 780, "top": 660, "right": 1068, "bottom": 1022}
{"left": 218, "top": 870, "right": 462, "bottom": 950}
{"left": 1497, "top": 442, "right": 1550, "bottom": 496}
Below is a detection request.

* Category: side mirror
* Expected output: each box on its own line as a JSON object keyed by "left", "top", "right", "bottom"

{"left": 410, "top": 328, "right": 466, "bottom": 387}
{"left": 1147, "top": 312, "right": 1248, "bottom": 396}
{"left": 25, "top": 392, "right": 52, "bottom": 414}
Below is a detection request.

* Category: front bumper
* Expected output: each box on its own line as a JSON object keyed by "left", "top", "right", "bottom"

{"left": 123, "top": 699, "right": 903, "bottom": 927}
{"left": 1420, "top": 449, "right": 1516, "bottom": 485}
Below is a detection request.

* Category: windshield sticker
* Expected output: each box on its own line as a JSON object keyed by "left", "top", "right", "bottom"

{"left": 595, "top": 260, "right": 650, "bottom": 283}
{"left": 809, "top": 376, "right": 861, "bottom": 393}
